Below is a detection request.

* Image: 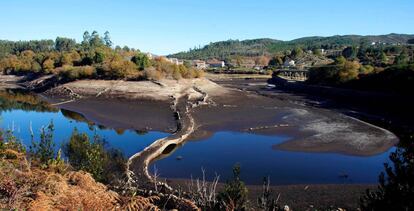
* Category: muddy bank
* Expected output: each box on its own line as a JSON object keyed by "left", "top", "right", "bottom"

{"left": 15, "top": 76, "right": 398, "bottom": 156}
{"left": 190, "top": 86, "right": 397, "bottom": 156}
{"left": 44, "top": 78, "right": 226, "bottom": 101}
{"left": 166, "top": 178, "right": 374, "bottom": 210}
{"left": 0, "top": 74, "right": 23, "bottom": 89}
{"left": 53, "top": 98, "right": 177, "bottom": 133}
{"left": 1, "top": 76, "right": 399, "bottom": 179}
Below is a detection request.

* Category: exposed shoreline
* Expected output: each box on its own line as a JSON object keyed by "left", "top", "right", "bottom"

{"left": 0, "top": 74, "right": 402, "bottom": 209}
{"left": 165, "top": 178, "right": 376, "bottom": 210}
{"left": 0, "top": 75, "right": 398, "bottom": 182}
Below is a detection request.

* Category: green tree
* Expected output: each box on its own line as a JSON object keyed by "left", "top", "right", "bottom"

{"left": 122, "top": 46, "right": 130, "bottom": 52}
{"left": 291, "top": 47, "right": 303, "bottom": 58}
{"left": 94, "top": 49, "right": 106, "bottom": 64}
{"left": 55, "top": 37, "right": 76, "bottom": 52}
{"left": 268, "top": 56, "right": 283, "bottom": 67}
{"left": 132, "top": 53, "right": 151, "bottom": 70}
{"left": 90, "top": 31, "right": 104, "bottom": 47}
{"left": 394, "top": 51, "right": 409, "bottom": 65}
{"left": 380, "top": 51, "right": 389, "bottom": 65}
{"left": 313, "top": 48, "right": 322, "bottom": 56}
{"left": 104, "top": 31, "right": 113, "bottom": 48}
{"left": 342, "top": 46, "right": 358, "bottom": 59}
{"left": 82, "top": 31, "right": 91, "bottom": 48}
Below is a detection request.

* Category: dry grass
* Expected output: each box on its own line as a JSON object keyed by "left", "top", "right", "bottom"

{"left": 0, "top": 149, "right": 199, "bottom": 210}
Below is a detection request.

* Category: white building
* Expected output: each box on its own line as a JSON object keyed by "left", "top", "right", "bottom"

{"left": 167, "top": 58, "right": 184, "bottom": 65}
{"left": 207, "top": 60, "right": 225, "bottom": 68}
{"left": 193, "top": 60, "right": 207, "bottom": 69}
{"left": 146, "top": 52, "right": 153, "bottom": 59}
{"left": 283, "top": 59, "right": 295, "bottom": 68}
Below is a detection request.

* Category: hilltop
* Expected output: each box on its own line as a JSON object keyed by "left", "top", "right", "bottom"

{"left": 170, "top": 34, "right": 414, "bottom": 60}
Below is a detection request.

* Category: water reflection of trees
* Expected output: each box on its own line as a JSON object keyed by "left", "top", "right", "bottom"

{"left": 61, "top": 109, "right": 95, "bottom": 127}
{"left": 60, "top": 109, "right": 150, "bottom": 136}
{"left": 0, "top": 89, "right": 58, "bottom": 113}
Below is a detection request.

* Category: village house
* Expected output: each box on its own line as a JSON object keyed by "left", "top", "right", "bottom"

{"left": 206, "top": 59, "right": 225, "bottom": 68}
{"left": 254, "top": 65, "right": 265, "bottom": 70}
{"left": 193, "top": 60, "right": 207, "bottom": 69}
{"left": 146, "top": 52, "right": 154, "bottom": 59}
{"left": 167, "top": 58, "right": 184, "bottom": 65}
{"left": 324, "top": 49, "right": 342, "bottom": 57}
{"left": 283, "top": 59, "right": 296, "bottom": 68}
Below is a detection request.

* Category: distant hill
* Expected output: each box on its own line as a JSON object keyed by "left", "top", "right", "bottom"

{"left": 170, "top": 34, "right": 414, "bottom": 60}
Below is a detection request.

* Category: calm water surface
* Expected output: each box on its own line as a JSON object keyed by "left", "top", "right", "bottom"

{"left": 151, "top": 132, "right": 393, "bottom": 185}
{"left": 0, "top": 91, "right": 392, "bottom": 185}
{"left": 0, "top": 108, "right": 168, "bottom": 157}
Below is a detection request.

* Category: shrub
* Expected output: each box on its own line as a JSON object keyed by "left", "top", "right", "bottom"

{"left": 143, "top": 67, "right": 164, "bottom": 80}
{"left": 47, "top": 148, "right": 67, "bottom": 173}
{"left": 308, "top": 59, "right": 360, "bottom": 85}
{"left": 1, "top": 130, "right": 26, "bottom": 153}
{"left": 63, "top": 129, "right": 126, "bottom": 183}
{"left": 172, "top": 67, "right": 182, "bottom": 80}
{"left": 257, "top": 177, "right": 282, "bottom": 211}
{"left": 360, "top": 65, "right": 374, "bottom": 75}
{"left": 98, "top": 55, "right": 137, "bottom": 79}
{"left": 29, "top": 121, "right": 56, "bottom": 165}
{"left": 132, "top": 52, "right": 151, "bottom": 70}
{"left": 57, "top": 65, "right": 96, "bottom": 80}
{"left": 360, "top": 133, "right": 414, "bottom": 210}
{"left": 42, "top": 58, "right": 55, "bottom": 73}
{"left": 217, "top": 164, "right": 249, "bottom": 211}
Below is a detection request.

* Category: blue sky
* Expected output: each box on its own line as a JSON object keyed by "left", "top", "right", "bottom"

{"left": 0, "top": 0, "right": 413, "bottom": 55}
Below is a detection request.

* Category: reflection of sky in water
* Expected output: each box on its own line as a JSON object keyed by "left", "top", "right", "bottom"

{"left": 0, "top": 110, "right": 168, "bottom": 157}
{"left": 151, "top": 132, "right": 393, "bottom": 185}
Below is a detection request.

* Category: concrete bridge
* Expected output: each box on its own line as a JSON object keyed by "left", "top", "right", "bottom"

{"left": 274, "top": 69, "right": 308, "bottom": 81}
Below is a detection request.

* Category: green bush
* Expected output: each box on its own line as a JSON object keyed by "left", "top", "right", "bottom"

{"left": 308, "top": 59, "right": 360, "bottom": 85}
{"left": 58, "top": 65, "right": 96, "bottom": 80}
{"left": 132, "top": 52, "right": 151, "bottom": 70}
{"left": 63, "top": 129, "right": 126, "bottom": 183}
{"left": 1, "top": 130, "right": 26, "bottom": 153}
{"left": 217, "top": 164, "right": 249, "bottom": 211}
{"left": 29, "top": 121, "right": 56, "bottom": 165}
